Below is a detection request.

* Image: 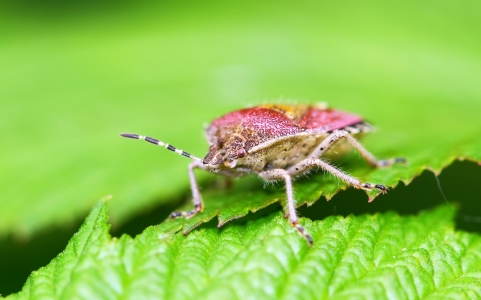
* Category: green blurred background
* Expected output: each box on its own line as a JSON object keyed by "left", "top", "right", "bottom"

{"left": 1, "top": 0, "right": 481, "bottom": 296}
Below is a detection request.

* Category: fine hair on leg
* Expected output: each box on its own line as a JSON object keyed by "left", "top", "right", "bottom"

{"left": 288, "top": 157, "right": 387, "bottom": 192}
{"left": 259, "top": 169, "right": 314, "bottom": 245}
{"left": 310, "top": 130, "right": 405, "bottom": 167}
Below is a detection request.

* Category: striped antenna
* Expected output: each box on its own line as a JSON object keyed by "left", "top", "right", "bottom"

{"left": 120, "top": 133, "right": 203, "bottom": 162}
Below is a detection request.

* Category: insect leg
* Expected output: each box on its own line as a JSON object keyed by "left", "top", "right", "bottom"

{"left": 288, "top": 158, "right": 387, "bottom": 193}
{"left": 310, "top": 130, "right": 405, "bottom": 167}
{"left": 259, "top": 169, "right": 313, "bottom": 245}
{"left": 171, "top": 160, "right": 205, "bottom": 219}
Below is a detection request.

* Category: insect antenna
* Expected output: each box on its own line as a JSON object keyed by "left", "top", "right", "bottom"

{"left": 120, "top": 133, "right": 203, "bottom": 162}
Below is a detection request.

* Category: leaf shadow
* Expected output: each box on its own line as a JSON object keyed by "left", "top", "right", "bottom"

{"left": 297, "top": 160, "right": 481, "bottom": 234}
{"left": 0, "top": 223, "right": 80, "bottom": 296}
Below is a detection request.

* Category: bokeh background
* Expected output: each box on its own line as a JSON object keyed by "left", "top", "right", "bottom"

{"left": 1, "top": 0, "right": 481, "bottom": 296}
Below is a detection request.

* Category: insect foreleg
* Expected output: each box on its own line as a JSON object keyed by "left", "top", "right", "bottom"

{"left": 311, "top": 130, "right": 405, "bottom": 167}
{"left": 288, "top": 158, "right": 387, "bottom": 193}
{"left": 258, "top": 169, "right": 313, "bottom": 245}
{"left": 171, "top": 160, "right": 205, "bottom": 219}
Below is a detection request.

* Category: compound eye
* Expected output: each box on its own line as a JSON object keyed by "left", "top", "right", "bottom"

{"left": 237, "top": 148, "right": 246, "bottom": 158}
{"left": 209, "top": 144, "right": 216, "bottom": 151}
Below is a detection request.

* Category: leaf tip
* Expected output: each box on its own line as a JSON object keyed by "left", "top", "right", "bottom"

{"left": 367, "top": 190, "right": 381, "bottom": 202}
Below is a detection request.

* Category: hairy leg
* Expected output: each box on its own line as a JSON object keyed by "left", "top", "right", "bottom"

{"left": 259, "top": 169, "right": 313, "bottom": 245}
{"left": 288, "top": 157, "right": 387, "bottom": 192}
{"left": 310, "top": 130, "right": 405, "bottom": 167}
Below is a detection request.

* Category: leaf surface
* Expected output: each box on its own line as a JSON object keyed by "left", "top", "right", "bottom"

{"left": 1, "top": 0, "right": 481, "bottom": 238}
{"left": 7, "top": 201, "right": 481, "bottom": 300}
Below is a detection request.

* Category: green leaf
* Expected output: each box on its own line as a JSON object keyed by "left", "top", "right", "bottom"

{"left": 1, "top": 0, "right": 481, "bottom": 238}
{"left": 7, "top": 201, "right": 481, "bottom": 299}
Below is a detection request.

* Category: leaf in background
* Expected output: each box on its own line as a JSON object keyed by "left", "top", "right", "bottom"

{"left": 7, "top": 200, "right": 481, "bottom": 300}
{"left": 1, "top": 0, "right": 481, "bottom": 239}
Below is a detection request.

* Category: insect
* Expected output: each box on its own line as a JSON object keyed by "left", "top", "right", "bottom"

{"left": 121, "top": 103, "right": 405, "bottom": 245}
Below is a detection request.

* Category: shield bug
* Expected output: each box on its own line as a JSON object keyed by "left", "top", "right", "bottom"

{"left": 121, "top": 104, "right": 405, "bottom": 245}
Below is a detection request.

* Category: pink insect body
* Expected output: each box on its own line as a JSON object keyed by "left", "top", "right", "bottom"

{"left": 121, "top": 104, "right": 404, "bottom": 245}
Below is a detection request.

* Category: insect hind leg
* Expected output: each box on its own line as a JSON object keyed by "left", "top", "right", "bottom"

{"left": 310, "top": 130, "right": 405, "bottom": 167}
{"left": 288, "top": 157, "right": 387, "bottom": 193}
